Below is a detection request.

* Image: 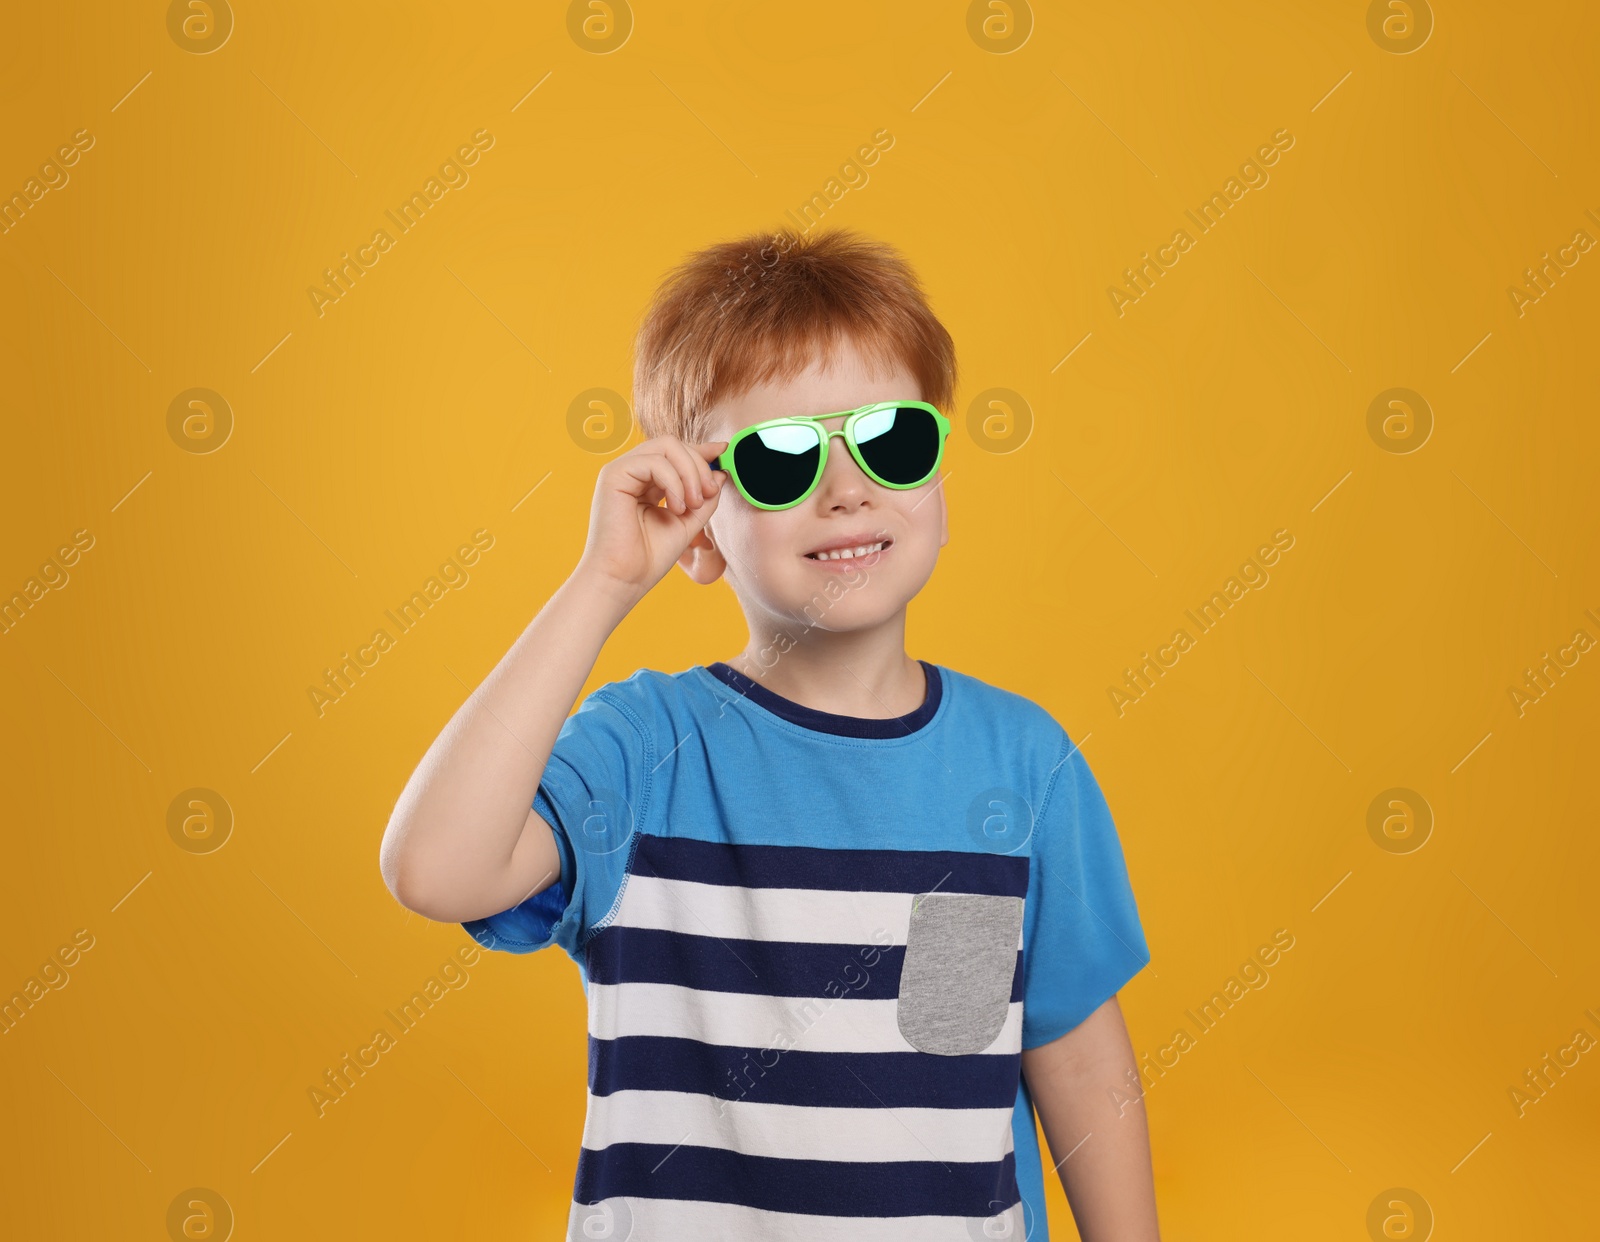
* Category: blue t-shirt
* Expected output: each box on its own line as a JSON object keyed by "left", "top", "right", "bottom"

{"left": 464, "top": 660, "right": 1150, "bottom": 1241}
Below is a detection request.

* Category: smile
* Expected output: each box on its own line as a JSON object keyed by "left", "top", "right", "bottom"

{"left": 804, "top": 538, "right": 891, "bottom": 563}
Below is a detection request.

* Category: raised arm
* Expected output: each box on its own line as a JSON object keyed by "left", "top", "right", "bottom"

{"left": 378, "top": 434, "right": 727, "bottom": 923}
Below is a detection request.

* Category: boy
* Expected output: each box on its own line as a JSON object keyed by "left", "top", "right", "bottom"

{"left": 380, "top": 228, "right": 1159, "bottom": 1240}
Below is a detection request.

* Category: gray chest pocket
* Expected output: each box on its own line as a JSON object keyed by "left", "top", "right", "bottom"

{"left": 896, "top": 892, "right": 1024, "bottom": 1056}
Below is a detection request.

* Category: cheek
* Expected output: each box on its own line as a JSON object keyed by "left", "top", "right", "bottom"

{"left": 898, "top": 486, "right": 944, "bottom": 540}
{"left": 754, "top": 513, "right": 809, "bottom": 559}
{"left": 713, "top": 503, "right": 788, "bottom": 564}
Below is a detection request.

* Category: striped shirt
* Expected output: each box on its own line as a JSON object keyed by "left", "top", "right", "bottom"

{"left": 465, "top": 661, "right": 1149, "bottom": 1240}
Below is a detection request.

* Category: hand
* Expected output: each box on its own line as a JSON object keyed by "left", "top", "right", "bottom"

{"left": 575, "top": 434, "right": 729, "bottom": 603}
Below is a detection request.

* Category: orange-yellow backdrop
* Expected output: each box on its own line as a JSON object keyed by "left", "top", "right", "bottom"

{"left": 2, "top": 2, "right": 1596, "bottom": 1238}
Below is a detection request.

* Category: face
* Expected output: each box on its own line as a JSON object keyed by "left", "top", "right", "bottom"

{"left": 677, "top": 338, "right": 949, "bottom": 637}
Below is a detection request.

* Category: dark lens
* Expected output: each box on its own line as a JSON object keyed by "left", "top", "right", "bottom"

{"left": 853, "top": 406, "right": 941, "bottom": 485}
{"left": 731, "top": 422, "right": 822, "bottom": 506}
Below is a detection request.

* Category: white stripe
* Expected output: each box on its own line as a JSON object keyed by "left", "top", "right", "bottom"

{"left": 580, "top": 1089, "right": 1015, "bottom": 1163}
{"left": 614, "top": 874, "right": 916, "bottom": 945}
{"left": 613, "top": 875, "right": 1026, "bottom": 949}
{"left": 588, "top": 981, "right": 1023, "bottom": 1055}
{"left": 568, "top": 1196, "right": 1026, "bottom": 1242}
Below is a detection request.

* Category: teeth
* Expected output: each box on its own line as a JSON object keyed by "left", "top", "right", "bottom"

{"left": 809, "top": 541, "right": 886, "bottom": 561}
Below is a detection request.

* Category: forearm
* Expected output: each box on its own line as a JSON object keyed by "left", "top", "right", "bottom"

{"left": 1022, "top": 996, "right": 1159, "bottom": 1242}
{"left": 379, "top": 567, "right": 637, "bottom": 921}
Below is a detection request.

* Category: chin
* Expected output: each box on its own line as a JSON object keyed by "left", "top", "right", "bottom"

{"left": 781, "top": 577, "right": 921, "bottom": 633}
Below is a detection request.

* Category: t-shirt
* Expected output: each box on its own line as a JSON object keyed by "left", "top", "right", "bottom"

{"left": 463, "top": 659, "right": 1150, "bottom": 1241}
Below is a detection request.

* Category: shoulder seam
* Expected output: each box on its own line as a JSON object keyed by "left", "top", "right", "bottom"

{"left": 1035, "top": 728, "right": 1077, "bottom": 834}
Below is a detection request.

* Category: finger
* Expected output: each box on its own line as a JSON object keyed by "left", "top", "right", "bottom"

{"left": 667, "top": 436, "right": 716, "bottom": 505}
{"left": 611, "top": 450, "right": 672, "bottom": 497}
{"left": 682, "top": 476, "right": 721, "bottom": 526}
{"left": 693, "top": 438, "right": 729, "bottom": 497}
{"left": 619, "top": 453, "right": 687, "bottom": 513}
{"left": 644, "top": 473, "right": 718, "bottom": 525}
{"left": 658, "top": 437, "right": 710, "bottom": 507}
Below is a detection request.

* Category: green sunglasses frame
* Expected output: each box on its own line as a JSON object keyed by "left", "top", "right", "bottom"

{"left": 711, "top": 400, "right": 952, "bottom": 511}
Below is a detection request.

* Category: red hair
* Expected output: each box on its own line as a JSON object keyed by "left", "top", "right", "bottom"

{"left": 632, "top": 227, "right": 957, "bottom": 443}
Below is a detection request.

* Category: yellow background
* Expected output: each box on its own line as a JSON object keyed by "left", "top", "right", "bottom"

{"left": 2, "top": 1, "right": 1596, "bottom": 1238}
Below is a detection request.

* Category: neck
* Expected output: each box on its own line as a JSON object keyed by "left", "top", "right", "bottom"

{"left": 727, "top": 609, "right": 923, "bottom": 719}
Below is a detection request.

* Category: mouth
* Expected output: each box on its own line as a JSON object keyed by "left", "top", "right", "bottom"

{"left": 802, "top": 536, "right": 893, "bottom": 563}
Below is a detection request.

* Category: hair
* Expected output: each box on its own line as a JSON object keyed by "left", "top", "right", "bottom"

{"left": 631, "top": 226, "right": 957, "bottom": 444}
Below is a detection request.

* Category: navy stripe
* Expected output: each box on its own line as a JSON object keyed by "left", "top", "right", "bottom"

{"left": 576, "top": 1142, "right": 1018, "bottom": 1218}
{"left": 633, "top": 834, "right": 1029, "bottom": 898}
{"left": 589, "top": 1036, "right": 1023, "bottom": 1110}
{"left": 588, "top": 925, "right": 1024, "bottom": 1002}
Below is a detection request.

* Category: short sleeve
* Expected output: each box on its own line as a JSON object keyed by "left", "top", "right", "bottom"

{"left": 461, "top": 687, "right": 653, "bottom": 963}
{"left": 1020, "top": 732, "right": 1151, "bottom": 1048}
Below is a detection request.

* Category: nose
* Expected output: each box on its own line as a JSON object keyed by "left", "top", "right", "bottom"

{"left": 814, "top": 427, "right": 874, "bottom": 509}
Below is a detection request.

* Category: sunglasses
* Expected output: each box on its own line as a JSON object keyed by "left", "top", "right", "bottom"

{"left": 711, "top": 400, "right": 952, "bottom": 511}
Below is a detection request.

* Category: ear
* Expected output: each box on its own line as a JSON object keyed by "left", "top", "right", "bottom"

{"left": 676, "top": 521, "right": 729, "bottom": 585}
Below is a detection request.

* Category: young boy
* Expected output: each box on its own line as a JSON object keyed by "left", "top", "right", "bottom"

{"left": 380, "top": 228, "right": 1159, "bottom": 1240}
